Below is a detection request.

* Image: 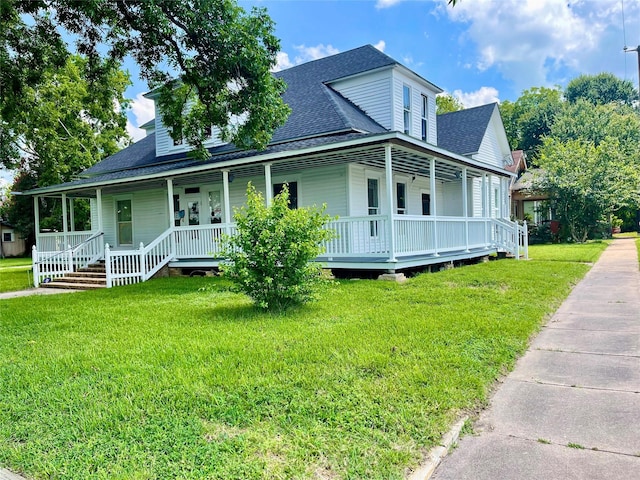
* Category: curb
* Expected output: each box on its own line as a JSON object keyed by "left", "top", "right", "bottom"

{"left": 408, "top": 416, "right": 468, "bottom": 480}
{"left": 0, "top": 468, "right": 27, "bottom": 480}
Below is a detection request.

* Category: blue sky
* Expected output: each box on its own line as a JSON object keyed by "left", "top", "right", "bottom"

{"left": 123, "top": 0, "right": 640, "bottom": 141}
{"left": 1, "top": 0, "right": 639, "bottom": 187}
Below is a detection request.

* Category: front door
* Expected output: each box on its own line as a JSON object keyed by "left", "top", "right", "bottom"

{"left": 184, "top": 195, "right": 201, "bottom": 226}
{"left": 116, "top": 199, "right": 133, "bottom": 246}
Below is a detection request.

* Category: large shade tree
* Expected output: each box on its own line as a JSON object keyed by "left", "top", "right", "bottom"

{"left": 565, "top": 73, "right": 638, "bottom": 106}
{"left": 537, "top": 101, "right": 640, "bottom": 241}
{"left": 498, "top": 87, "right": 563, "bottom": 164}
{"left": 1, "top": 0, "right": 290, "bottom": 159}
{"left": 436, "top": 93, "right": 464, "bottom": 114}
{"left": 0, "top": 55, "right": 130, "bottom": 246}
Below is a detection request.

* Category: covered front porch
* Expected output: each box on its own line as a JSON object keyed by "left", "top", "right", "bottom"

{"left": 31, "top": 136, "right": 528, "bottom": 287}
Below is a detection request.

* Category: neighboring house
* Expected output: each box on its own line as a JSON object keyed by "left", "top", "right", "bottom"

{"left": 26, "top": 45, "right": 527, "bottom": 288}
{"left": 0, "top": 221, "right": 27, "bottom": 257}
{"left": 509, "top": 151, "right": 551, "bottom": 225}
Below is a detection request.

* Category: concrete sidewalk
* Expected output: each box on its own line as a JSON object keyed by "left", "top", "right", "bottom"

{"left": 0, "top": 287, "right": 82, "bottom": 300}
{"left": 433, "top": 238, "right": 640, "bottom": 480}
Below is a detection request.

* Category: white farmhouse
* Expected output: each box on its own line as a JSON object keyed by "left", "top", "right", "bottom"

{"left": 28, "top": 45, "right": 527, "bottom": 288}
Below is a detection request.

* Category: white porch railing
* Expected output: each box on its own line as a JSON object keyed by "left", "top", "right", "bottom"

{"left": 491, "top": 218, "right": 528, "bottom": 260}
{"left": 33, "top": 216, "right": 528, "bottom": 288}
{"left": 173, "top": 224, "right": 237, "bottom": 259}
{"left": 105, "top": 228, "right": 175, "bottom": 287}
{"left": 37, "top": 231, "right": 94, "bottom": 252}
{"left": 321, "top": 215, "right": 519, "bottom": 259}
{"left": 323, "top": 215, "right": 389, "bottom": 257}
{"left": 33, "top": 231, "right": 104, "bottom": 287}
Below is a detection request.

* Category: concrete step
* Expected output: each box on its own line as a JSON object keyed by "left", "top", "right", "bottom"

{"left": 81, "top": 266, "right": 107, "bottom": 273}
{"left": 40, "top": 280, "right": 105, "bottom": 290}
{"left": 57, "top": 276, "right": 106, "bottom": 285}
{"left": 66, "top": 271, "right": 107, "bottom": 279}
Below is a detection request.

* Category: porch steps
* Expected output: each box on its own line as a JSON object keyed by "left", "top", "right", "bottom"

{"left": 40, "top": 262, "right": 107, "bottom": 290}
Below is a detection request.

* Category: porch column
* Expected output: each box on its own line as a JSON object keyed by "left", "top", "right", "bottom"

{"left": 34, "top": 196, "right": 40, "bottom": 248}
{"left": 61, "top": 193, "right": 68, "bottom": 246}
{"left": 264, "top": 163, "right": 272, "bottom": 205}
{"left": 499, "top": 176, "right": 505, "bottom": 219}
{"left": 462, "top": 167, "right": 469, "bottom": 252}
{"left": 222, "top": 170, "right": 232, "bottom": 224}
{"left": 384, "top": 144, "right": 396, "bottom": 262}
{"left": 167, "top": 179, "right": 175, "bottom": 229}
{"left": 166, "top": 179, "right": 176, "bottom": 258}
{"left": 481, "top": 174, "right": 487, "bottom": 217}
{"left": 96, "top": 188, "right": 103, "bottom": 233}
{"left": 69, "top": 198, "right": 75, "bottom": 232}
{"left": 482, "top": 173, "right": 489, "bottom": 248}
{"left": 430, "top": 158, "right": 439, "bottom": 256}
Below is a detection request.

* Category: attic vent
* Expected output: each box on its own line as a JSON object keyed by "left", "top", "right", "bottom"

{"left": 185, "top": 187, "right": 200, "bottom": 194}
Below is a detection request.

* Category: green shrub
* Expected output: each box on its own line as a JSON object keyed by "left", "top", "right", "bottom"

{"left": 221, "top": 183, "right": 335, "bottom": 310}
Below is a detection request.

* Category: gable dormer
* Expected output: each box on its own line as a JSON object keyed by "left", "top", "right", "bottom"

{"left": 143, "top": 91, "right": 228, "bottom": 158}
{"left": 327, "top": 49, "right": 442, "bottom": 145}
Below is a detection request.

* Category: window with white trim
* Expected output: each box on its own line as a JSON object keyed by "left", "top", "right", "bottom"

{"left": 396, "top": 183, "right": 407, "bottom": 214}
{"left": 421, "top": 95, "right": 429, "bottom": 141}
{"left": 403, "top": 85, "right": 411, "bottom": 135}
{"left": 116, "top": 199, "right": 133, "bottom": 246}
{"left": 368, "top": 178, "right": 380, "bottom": 236}
{"left": 273, "top": 182, "right": 298, "bottom": 209}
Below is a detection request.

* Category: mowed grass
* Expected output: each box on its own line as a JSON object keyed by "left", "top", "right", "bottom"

{"left": 0, "top": 258, "right": 32, "bottom": 293}
{"left": 527, "top": 241, "right": 608, "bottom": 263}
{"left": 0, "top": 244, "right": 606, "bottom": 479}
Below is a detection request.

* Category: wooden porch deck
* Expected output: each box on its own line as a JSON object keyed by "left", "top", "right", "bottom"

{"left": 167, "top": 245, "right": 497, "bottom": 274}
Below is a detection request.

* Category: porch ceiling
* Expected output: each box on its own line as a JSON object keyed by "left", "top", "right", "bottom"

{"left": 161, "top": 144, "right": 487, "bottom": 188}
{"left": 47, "top": 142, "right": 492, "bottom": 198}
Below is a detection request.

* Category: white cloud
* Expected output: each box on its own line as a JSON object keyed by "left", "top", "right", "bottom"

{"left": 376, "top": 0, "right": 404, "bottom": 9}
{"left": 293, "top": 44, "right": 340, "bottom": 64}
{"left": 441, "top": 0, "right": 639, "bottom": 92}
{"left": 451, "top": 86, "right": 500, "bottom": 108}
{"left": 374, "top": 40, "right": 386, "bottom": 52}
{"left": 273, "top": 51, "right": 294, "bottom": 72}
{"left": 127, "top": 93, "right": 155, "bottom": 142}
{"left": 274, "top": 44, "right": 342, "bottom": 72}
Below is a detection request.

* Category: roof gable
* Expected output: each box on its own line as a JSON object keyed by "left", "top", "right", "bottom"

{"left": 270, "top": 45, "right": 393, "bottom": 142}
{"left": 436, "top": 103, "right": 497, "bottom": 156}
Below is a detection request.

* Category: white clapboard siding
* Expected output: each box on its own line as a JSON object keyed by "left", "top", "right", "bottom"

{"left": 331, "top": 70, "right": 393, "bottom": 130}
{"left": 391, "top": 70, "right": 438, "bottom": 144}
{"left": 441, "top": 181, "right": 463, "bottom": 216}
{"left": 101, "top": 189, "right": 168, "bottom": 248}
{"left": 473, "top": 109, "right": 512, "bottom": 169}
{"left": 154, "top": 98, "right": 228, "bottom": 158}
{"left": 472, "top": 178, "right": 483, "bottom": 218}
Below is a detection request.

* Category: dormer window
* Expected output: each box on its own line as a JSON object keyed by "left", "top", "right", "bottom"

{"left": 172, "top": 128, "right": 183, "bottom": 146}
{"left": 403, "top": 85, "right": 411, "bottom": 135}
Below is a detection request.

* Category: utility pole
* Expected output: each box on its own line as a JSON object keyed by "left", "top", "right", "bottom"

{"left": 624, "top": 45, "right": 640, "bottom": 102}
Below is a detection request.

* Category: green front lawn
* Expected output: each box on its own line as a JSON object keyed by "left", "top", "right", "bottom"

{"left": 0, "top": 243, "right": 606, "bottom": 479}
{"left": 0, "top": 258, "right": 32, "bottom": 293}
{"left": 527, "top": 241, "right": 609, "bottom": 263}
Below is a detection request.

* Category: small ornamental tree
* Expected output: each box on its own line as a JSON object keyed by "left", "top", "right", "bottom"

{"left": 221, "top": 183, "right": 335, "bottom": 310}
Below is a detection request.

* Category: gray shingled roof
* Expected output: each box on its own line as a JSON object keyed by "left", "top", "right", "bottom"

{"left": 33, "top": 46, "right": 497, "bottom": 195}
{"left": 437, "top": 103, "right": 497, "bottom": 156}
{"left": 53, "top": 132, "right": 377, "bottom": 190}
{"left": 83, "top": 45, "right": 393, "bottom": 178}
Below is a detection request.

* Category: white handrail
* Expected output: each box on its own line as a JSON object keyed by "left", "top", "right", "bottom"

{"left": 32, "top": 232, "right": 104, "bottom": 286}
{"left": 105, "top": 228, "right": 176, "bottom": 287}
